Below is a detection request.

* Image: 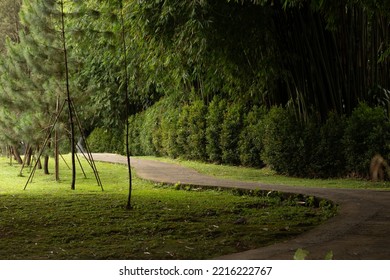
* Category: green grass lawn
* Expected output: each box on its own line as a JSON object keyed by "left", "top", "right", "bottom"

{"left": 139, "top": 156, "right": 390, "bottom": 189}
{"left": 0, "top": 155, "right": 336, "bottom": 260}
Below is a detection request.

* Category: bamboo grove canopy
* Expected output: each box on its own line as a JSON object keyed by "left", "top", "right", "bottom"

{"left": 133, "top": 0, "right": 390, "bottom": 121}
{"left": 0, "top": 0, "right": 389, "bottom": 150}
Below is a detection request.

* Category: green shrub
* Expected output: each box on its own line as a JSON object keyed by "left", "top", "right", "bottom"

{"left": 176, "top": 104, "right": 191, "bottom": 158}
{"left": 206, "top": 96, "right": 226, "bottom": 163}
{"left": 301, "top": 116, "right": 321, "bottom": 177}
{"left": 87, "top": 127, "right": 123, "bottom": 154}
{"left": 343, "top": 103, "right": 390, "bottom": 177}
{"left": 238, "top": 106, "right": 267, "bottom": 167}
{"left": 309, "top": 112, "right": 346, "bottom": 178}
{"left": 187, "top": 100, "right": 207, "bottom": 161}
{"left": 262, "top": 107, "right": 349, "bottom": 178}
{"left": 127, "top": 114, "right": 142, "bottom": 156}
{"left": 124, "top": 96, "right": 390, "bottom": 181}
{"left": 139, "top": 107, "right": 159, "bottom": 156}
{"left": 220, "top": 102, "right": 243, "bottom": 165}
{"left": 160, "top": 107, "right": 180, "bottom": 158}
{"left": 151, "top": 108, "right": 163, "bottom": 156}
{"left": 262, "top": 106, "right": 306, "bottom": 176}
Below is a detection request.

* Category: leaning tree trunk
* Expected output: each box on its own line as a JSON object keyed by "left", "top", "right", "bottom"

{"left": 12, "top": 145, "right": 23, "bottom": 164}
{"left": 23, "top": 145, "right": 33, "bottom": 166}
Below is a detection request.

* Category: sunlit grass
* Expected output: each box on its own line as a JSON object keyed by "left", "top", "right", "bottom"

{"left": 138, "top": 156, "right": 390, "bottom": 189}
{"left": 0, "top": 155, "right": 335, "bottom": 260}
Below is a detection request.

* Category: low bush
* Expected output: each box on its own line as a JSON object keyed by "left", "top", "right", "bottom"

{"left": 87, "top": 127, "right": 123, "bottom": 154}
{"left": 262, "top": 103, "right": 390, "bottom": 179}
{"left": 176, "top": 104, "right": 191, "bottom": 158}
{"left": 206, "top": 96, "right": 226, "bottom": 163}
{"left": 140, "top": 106, "right": 160, "bottom": 156}
{"left": 238, "top": 106, "right": 267, "bottom": 167}
{"left": 128, "top": 114, "right": 143, "bottom": 156}
{"left": 151, "top": 110, "right": 163, "bottom": 157}
{"left": 343, "top": 103, "right": 390, "bottom": 178}
{"left": 125, "top": 97, "right": 390, "bottom": 180}
{"left": 261, "top": 108, "right": 350, "bottom": 178}
{"left": 262, "top": 106, "right": 306, "bottom": 176}
{"left": 187, "top": 100, "right": 207, "bottom": 161}
{"left": 220, "top": 102, "right": 244, "bottom": 165}
{"left": 309, "top": 112, "right": 346, "bottom": 178}
{"left": 160, "top": 107, "right": 180, "bottom": 158}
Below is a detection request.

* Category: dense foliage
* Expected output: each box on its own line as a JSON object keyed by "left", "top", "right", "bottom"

{"left": 1, "top": 0, "right": 389, "bottom": 179}
{"left": 87, "top": 127, "right": 123, "bottom": 154}
{"left": 126, "top": 101, "right": 390, "bottom": 179}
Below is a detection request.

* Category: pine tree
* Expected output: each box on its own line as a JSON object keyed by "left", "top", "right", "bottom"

{"left": 0, "top": 0, "right": 22, "bottom": 52}
{"left": 0, "top": 0, "right": 78, "bottom": 186}
{"left": 0, "top": 39, "right": 35, "bottom": 165}
{"left": 18, "top": 0, "right": 72, "bottom": 180}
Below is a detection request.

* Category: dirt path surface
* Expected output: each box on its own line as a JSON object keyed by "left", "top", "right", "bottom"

{"left": 92, "top": 153, "right": 390, "bottom": 260}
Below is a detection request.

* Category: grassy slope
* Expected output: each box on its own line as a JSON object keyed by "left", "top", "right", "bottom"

{"left": 0, "top": 156, "right": 335, "bottom": 260}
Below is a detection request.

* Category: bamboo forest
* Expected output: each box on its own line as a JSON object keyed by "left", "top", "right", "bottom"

{"left": 1, "top": 1, "right": 390, "bottom": 180}
{"left": 1, "top": 0, "right": 390, "bottom": 264}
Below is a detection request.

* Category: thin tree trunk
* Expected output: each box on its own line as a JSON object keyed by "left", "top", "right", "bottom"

{"left": 44, "top": 155, "right": 49, "bottom": 175}
{"left": 55, "top": 95, "right": 60, "bottom": 181}
{"left": 26, "top": 146, "right": 32, "bottom": 166}
{"left": 119, "top": 0, "right": 133, "bottom": 210}
{"left": 12, "top": 145, "right": 23, "bottom": 164}
{"left": 60, "top": 0, "right": 75, "bottom": 190}
{"left": 9, "top": 146, "right": 13, "bottom": 165}
{"left": 19, "top": 144, "right": 31, "bottom": 176}
{"left": 37, "top": 157, "right": 42, "bottom": 170}
{"left": 36, "top": 145, "right": 42, "bottom": 169}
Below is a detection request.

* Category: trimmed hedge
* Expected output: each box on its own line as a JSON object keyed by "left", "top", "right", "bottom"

{"left": 176, "top": 104, "right": 190, "bottom": 158}
{"left": 343, "top": 103, "right": 390, "bottom": 177}
{"left": 87, "top": 127, "right": 124, "bottom": 154}
{"left": 261, "top": 106, "right": 306, "bottom": 176}
{"left": 206, "top": 96, "right": 226, "bottom": 163}
{"left": 123, "top": 99, "right": 390, "bottom": 179}
{"left": 310, "top": 112, "right": 346, "bottom": 178}
{"left": 187, "top": 100, "right": 207, "bottom": 161}
{"left": 238, "top": 106, "right": 267, "bottom": 167}
{"left": 220, "top": 103, "right": 243, "bottom": 165}
{"left": 261, "top": 104, "right": 390, "bottom": 178}
{"left": 160, "top": 107, "right": 180, "bottom": 158}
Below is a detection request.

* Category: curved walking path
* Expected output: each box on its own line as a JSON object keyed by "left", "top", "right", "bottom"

{"left": 92, "top": 153, "right": 390, "bottom": 260}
